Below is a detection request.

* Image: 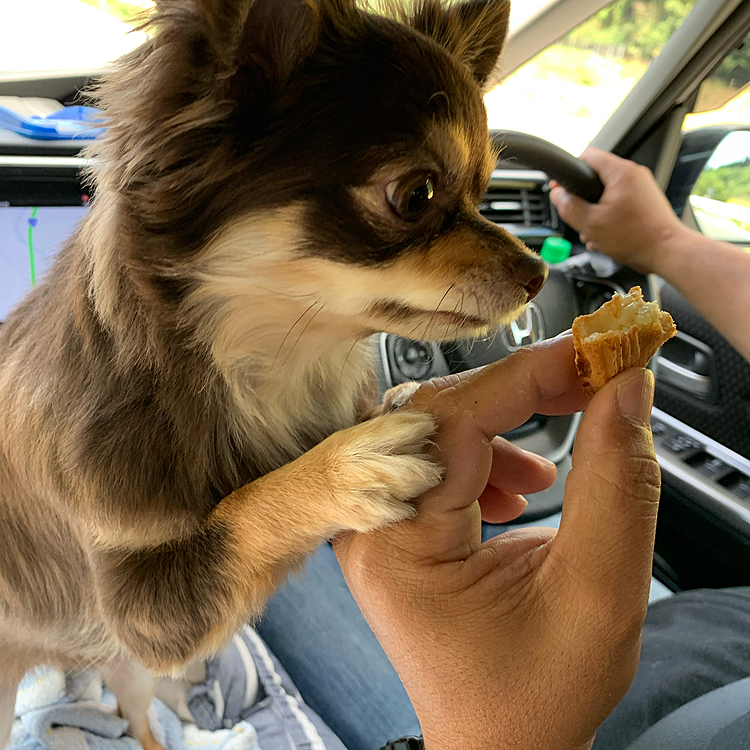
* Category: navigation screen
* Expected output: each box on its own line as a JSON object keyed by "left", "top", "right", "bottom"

{"left": 0, "top": 206, "right": 87, "bottom": 321}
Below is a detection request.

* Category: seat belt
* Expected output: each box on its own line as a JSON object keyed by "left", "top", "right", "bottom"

{"left": 623, "top": 676, "right": 750, "bottom": 750}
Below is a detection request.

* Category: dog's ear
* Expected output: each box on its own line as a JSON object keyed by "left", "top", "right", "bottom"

{"left": 237, "top": 0, "right": 320, "bottom": 93}
{"left": 409, "top": 0, "right": 511, "bottom": 88}
{"left": 231, "top": 0, "right": 324, "bottom": 103}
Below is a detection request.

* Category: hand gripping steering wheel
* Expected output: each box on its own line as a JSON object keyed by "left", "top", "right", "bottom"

{"left": 494, "top": 131, "right": 605, "bottom": 204}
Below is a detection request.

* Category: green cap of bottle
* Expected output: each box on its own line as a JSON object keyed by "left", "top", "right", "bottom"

{"left": 540, "top": 236, "right": 572, "bottom": 264}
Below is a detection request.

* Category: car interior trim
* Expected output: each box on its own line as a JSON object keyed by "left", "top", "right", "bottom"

{"left": 657, "top": 358, "right": 712, "bottom": 398}
{"left": 376, "top": 333, "right": 394, "bottom": 391}
{"left": 489, "top": 169, "right": 549, "bottom": 185}
{"left": 0, "top": 155, "right": 90, "bottom": 169}
{"left": 652, "top": 406, "right": 750, "bottom": 537}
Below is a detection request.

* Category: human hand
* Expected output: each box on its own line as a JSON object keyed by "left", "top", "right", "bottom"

{"left": 549, "top": 148, "right": 689, "bottom": 274}
{"left": 334, "top": 336, "right": 659, "bottom": 750}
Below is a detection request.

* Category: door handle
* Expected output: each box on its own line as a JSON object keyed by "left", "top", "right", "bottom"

{"left": 658, "top": 331, "right": 714, "bottom": 399}
{"left": 658, "top": 358, "right": 712, "bottom": 397}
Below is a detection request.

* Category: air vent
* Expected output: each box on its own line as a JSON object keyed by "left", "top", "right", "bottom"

{"left": 478, "top": 185, "right": 550, "bottom": 227}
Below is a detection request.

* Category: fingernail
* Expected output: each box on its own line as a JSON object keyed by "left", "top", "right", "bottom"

{"left": 521, "top": 448, "right": 556, "bottom": 469}
{"left": 552, "top": 187, "right": 568, "bottom": 203}
{"left": 616, "top": 368, "right": 654, "bottom": 422}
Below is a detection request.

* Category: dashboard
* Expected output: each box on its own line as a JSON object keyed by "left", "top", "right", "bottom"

{"left": 0, "top": 149, "right": 89, "bottom": 319}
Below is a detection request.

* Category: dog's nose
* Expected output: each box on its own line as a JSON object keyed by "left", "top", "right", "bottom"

{"left": 524, "top": 274, "right": 545, "bottom": 301}
{"left": 512, "top": 253, "right": 548, "bottom": 301}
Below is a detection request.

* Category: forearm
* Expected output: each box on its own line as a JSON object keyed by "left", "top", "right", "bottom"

{"left": 654, "top": 229, "right": 750, "bottom": 362}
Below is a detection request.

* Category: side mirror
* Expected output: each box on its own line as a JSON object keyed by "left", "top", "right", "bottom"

{"left": 667, "top": 126, "right": 750, "bottom": 247}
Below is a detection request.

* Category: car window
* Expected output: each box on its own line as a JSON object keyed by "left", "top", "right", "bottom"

{"left": 690, "top": 132, "right": 750, "bottom": 246}
{"left": 0, "top": 0, "right": 150, "bottom": 76}
{"left": 683, "top": 32, "right": 750, "bottom": 247}
{"left": 683, "top": 34, "right": 750, "bottom": 133}
{"left": 486, "top": 0, "right": 700, "bottom": 156}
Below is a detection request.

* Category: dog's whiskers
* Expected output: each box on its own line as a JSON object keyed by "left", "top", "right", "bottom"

{"left": 421, "top": 283, "right": 455, "bottom": 342}
{"left": 279, "top": 301, "right": 326, "bottom": 370}
{"left": 273, "top": 300, "right": 320, "bottom": 368}
{"left": 339, "top": 335, "right": 365, "bottom": 388}
{"left": 251, "top": 282, "right": 316, "bottom": 300}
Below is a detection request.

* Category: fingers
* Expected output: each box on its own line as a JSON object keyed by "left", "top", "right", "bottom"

{"left": 479, "top": 439, "right": 556, "bottom": 523}
{"left": 349, "top": 338, "right": 587, "bottom": 564}
{"left": 410, "top": 335, "right": 589, "bottom": 440}
{"left": 576, "top": 147, "right": 629, "bottom": 181}
{"left": 487, "top": 437, "right": 557, "bottom": 495}
{"left": 553, "top": 368, "right": 659, "bottom": 616}
{"left": 550, "top": 186, "right": 595, "bottom": 231}
{"left": 478, "top": 486, "right": 528, "bottom": 524}
{"left": 402, "top": 337, "right": 586, "bottom": 561}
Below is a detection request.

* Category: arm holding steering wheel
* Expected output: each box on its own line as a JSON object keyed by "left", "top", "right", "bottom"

{"left": 551, "top": 148, "right": 750, "bottom": 363}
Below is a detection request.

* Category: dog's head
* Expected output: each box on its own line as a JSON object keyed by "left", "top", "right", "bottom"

{"left": 89, "top": 0, "right": 546, "bottom": 367}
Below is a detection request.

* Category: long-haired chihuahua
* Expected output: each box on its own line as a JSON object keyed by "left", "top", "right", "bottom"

{"left": 0, "top": 0, "right": 547, "bottom": 747}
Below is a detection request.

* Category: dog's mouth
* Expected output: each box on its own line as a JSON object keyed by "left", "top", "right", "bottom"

{"left": 368, "top": 299, "right": 489, "bottom": 330}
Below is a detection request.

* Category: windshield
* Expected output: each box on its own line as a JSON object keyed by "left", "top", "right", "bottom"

{"left": 486, "top": 0, "right": 700, "bottom": 155}
{"left": 0, "top": 0, "right": 559, "bottom": 78}
{"left": 0, "top": 0, "right": 150, "bottom": 76}
{"left": 1, "top": 0, "right": 699, "bottom": 159}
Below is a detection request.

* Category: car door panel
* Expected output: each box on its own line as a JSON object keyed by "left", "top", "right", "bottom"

{"left": 656, "top": 282, "right": 750, "bottom": 457}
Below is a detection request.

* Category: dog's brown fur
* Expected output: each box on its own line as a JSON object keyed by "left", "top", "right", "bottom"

{"left": 0, "top": 0, "right": 547, "bottom": 746}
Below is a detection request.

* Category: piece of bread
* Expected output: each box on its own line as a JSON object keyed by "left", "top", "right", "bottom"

{"left": 572, "top": 286, "right": 676, "bottom": 392}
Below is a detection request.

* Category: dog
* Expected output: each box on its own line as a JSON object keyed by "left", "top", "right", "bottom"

{"left": 0, "top": 0, "right": 547, "bottom": 747}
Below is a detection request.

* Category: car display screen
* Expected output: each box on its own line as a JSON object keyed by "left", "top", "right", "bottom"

{"left": 0, "top": 205, "right": 87, "bottom": 321}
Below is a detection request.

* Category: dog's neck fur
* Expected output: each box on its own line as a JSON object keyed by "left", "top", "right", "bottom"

{"left": 81, "top": 192, "right": 374, "bottom": 427}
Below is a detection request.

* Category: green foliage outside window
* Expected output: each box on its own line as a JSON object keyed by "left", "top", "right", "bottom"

{"left": 693, "top": 158, "right": 750, "bottom": 207}
{"left": 74, "top": 0, "right": 148, "bottom": 24}
{"left": 567, "top": 0, "right": 698, "bottom": 61}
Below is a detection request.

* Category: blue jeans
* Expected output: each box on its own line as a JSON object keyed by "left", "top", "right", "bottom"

{"left": 257, "top": 542, "right": 418, "bottom": 750}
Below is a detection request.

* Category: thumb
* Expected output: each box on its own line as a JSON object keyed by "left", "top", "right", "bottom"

{"left": 550, "top": 186, "right": 596, "bottom": 233}
{"left": 554, "top": 368, "right": 659, "bottom": 613}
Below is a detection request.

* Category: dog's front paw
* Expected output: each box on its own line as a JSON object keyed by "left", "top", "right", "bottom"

{"left": 321, "top": 410, "right": 443, "bottom": 532}
{"left": 381, "top": 380, "right": 423, "bottom": 413}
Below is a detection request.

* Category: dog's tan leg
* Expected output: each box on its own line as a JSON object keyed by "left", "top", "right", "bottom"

{"left": 0, "top": 675, "right": 18, "bottom": 750}
{"left": 92, "top": 410, "right": 442, "bottom": 674}
{"left": 100, "top": 660, "right": 164, "bottom": 750}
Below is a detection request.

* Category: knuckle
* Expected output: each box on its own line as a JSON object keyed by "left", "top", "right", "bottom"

{"left": 635, "top": 164, "right": 653, "bottom": 178}
{"left": 587, "top": 449, "right": 661, "bottom": 499}
{"left": 617, "top": 453, "right": 662, "bottom": 499}
{"left": 628, "top": 457, "right": 662, "bottom": 501}
{"left": 588, "top": 212, "right": 606, "bottom": 232}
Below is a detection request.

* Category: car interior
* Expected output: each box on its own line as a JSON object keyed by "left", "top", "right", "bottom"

{"left": 1, "top": 0, "right": 749, "bottom": 727}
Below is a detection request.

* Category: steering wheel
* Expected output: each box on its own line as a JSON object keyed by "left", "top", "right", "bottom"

{"left": 382, "top": 130, "right": 656, "bottom": 519}
{"left": 495, "top": 131, "right": 605, "bottom": 203}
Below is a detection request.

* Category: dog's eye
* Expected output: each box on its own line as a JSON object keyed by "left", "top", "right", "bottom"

{"left": 386, "top": 173, "right": 435, "bottom": 221}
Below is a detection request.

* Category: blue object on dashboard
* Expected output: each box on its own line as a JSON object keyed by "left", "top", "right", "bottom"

{"left": 0, "top": 104, "right": 105, "bottom": 140}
